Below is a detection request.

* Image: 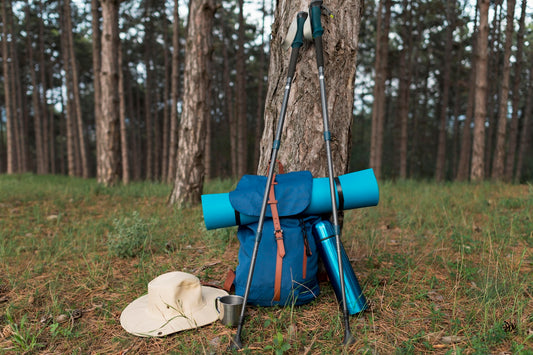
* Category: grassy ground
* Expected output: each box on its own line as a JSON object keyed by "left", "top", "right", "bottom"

{"left": 0, "top": 174, "right": 531, "bottom": 354}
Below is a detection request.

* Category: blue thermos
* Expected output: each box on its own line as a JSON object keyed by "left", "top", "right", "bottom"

{"left": 312, "top": 220, "right": 367, "bottom": 315}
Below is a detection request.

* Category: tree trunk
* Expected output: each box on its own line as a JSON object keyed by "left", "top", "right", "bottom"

{"left": 484, "top": 1, "right": 503, "bottom": 177}
{"left": 99, "top": 0, "right": 121, "bottom": 186}
{"left": 38, "top": 0, "right": 50, "bottom": 173}
{"left": 435, "top": 1, "right": 455, "bottom": 182}
{"left": 169, "top": 0, "right": 215, "bottom": 207}
{"left": 396, "top": 0, "right": 413, "bottom": 180}
{"left": 65, "top": 0, "right": 89, "bottom": 178}
{"left": 236, "top": 0, "right": 248, "bottom": 176}
{"left": 470, "top": 0, "right": 490, "bottom": 181}
{"left": 60, "top": 2, "right": 77, "bottom": 177}
{"left": 253, "top": 0, "right": 267, "bottom": 170}
{"left": 504, "top": 0, "right": 526, "bottom": 182}
{"left": 144, "top": 4, "right": 153, "bottom": 181}
{"left": 25, "top": 1, "right": 45, "bottom": 174}
{"left": 515, "top": 54, "right": 532, "bottom": 183}
{"left": 162, "top": 12, "right": 170, "bottom": 183}
{"left": 118, "top": 40, "right": 129, "bottom": 184}
{"left": 491, "top": 0, "right": 515, "bottom": 180}
{"left": 369, "top": 0, "right": 391, "bottom": 180}
{"left": 221, "top": 20, "right": 237, "bottom": 177}
{"left": 1, "top": 0, "right": 15, "bottom": 174}
{"left": 167, "top": 0, "right": 180, "bottom": 184}
{"left": 9, "top": 4, "right": 28, "bottom": 173}
{"left": 258, "top": 0, "right": 363, "bottom": 177}
{"left": 92, "top": 0, "right": 103, "bottom": 179}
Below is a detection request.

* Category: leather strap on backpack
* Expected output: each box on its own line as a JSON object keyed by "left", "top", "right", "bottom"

{"left": 268, "top": 160, "right": 285, "bottom": 302}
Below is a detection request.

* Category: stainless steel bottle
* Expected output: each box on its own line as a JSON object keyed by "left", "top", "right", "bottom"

{"left": 312, "top": 220, "right": 367, "bottom": 314}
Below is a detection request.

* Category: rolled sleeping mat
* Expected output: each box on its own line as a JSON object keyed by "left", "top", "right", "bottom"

{"left": 201, "top": 169, "right": 379, "bottom": 230}
{"left": 312, "top": 220, "right": 367, "bottom": 315}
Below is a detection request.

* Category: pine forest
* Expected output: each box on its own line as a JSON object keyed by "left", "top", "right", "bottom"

{"left": 1, "top": 0, "right": 532, "bottom": 186}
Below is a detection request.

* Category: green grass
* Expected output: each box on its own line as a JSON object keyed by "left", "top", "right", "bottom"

{"left": 0, "top": 174, "right": 532, "bottom": 354}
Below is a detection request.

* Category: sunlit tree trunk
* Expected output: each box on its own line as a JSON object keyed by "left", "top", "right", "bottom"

{"left": 470, "top": 0, "right": 490, "bottom": 181}
{"left": 169, "top": 0, "right": 215, "bottom": 206}
{"left": 99, "top": 0, "right": 121, "bottom": 186}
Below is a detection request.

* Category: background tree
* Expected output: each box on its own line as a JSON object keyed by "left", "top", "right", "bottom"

{"left": 491, "top": 0, "right": 515, "bottom": 180}
{"left": 98, "top": 0, "right": 120, "bottom": 186}
{"left": 169, "top": 0, "right": 216, "bottom": 206}
{"left": 470, "top": 0, "right": 490, "bottom": 181}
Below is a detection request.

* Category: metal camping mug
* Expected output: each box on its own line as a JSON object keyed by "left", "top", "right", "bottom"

{"left": 215, "top": 295, "right": 244, "bottom": 327}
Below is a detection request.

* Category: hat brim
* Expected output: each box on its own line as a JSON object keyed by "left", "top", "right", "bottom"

{"left": 120, "top": 285, "right": 228, "bottom": 337}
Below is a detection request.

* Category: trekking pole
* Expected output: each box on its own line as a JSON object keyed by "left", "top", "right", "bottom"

{"left": 230, "top": 11, "right": 308, "bottom": 350}
{"left": 309, "top": 0, "right": 355, "bottom": 346}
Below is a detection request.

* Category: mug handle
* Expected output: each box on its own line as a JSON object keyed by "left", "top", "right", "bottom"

{"left": 215, "top": 296, "right": 221, "bottom": 314}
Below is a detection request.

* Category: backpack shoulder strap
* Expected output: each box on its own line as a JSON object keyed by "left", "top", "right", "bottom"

{"left": 268, "top": 173, "right": 285, "bottom": 302}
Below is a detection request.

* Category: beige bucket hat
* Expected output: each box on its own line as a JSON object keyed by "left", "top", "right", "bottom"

{"left": 120, "top": 271, "right": 228, "bottom": 337}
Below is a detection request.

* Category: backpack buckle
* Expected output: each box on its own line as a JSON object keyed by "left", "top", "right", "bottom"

{"left": 274, "top": 229, "right": 284, "bottom": 239}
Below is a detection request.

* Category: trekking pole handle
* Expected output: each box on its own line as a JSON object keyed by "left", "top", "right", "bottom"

{"left": 309, "top": 0, "right": 325, "bottom": 68}
{"left": 309, "top": 0, "right": 324, "bottom": 38}
{"left": 287, "top": 11, "right": 308, "bottom": 78}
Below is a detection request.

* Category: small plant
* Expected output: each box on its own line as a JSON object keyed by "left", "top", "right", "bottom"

{"left": 264, "top": 332, "right": 291, "bottom": 355}
{"left": 107, "top": 211, "right": 151, "bottom": 258}
{"left": 4, "top": 310, "right": 45, "bottom": 353}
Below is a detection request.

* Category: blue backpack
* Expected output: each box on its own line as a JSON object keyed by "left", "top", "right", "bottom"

{"left": 228, "top": 170, "right": 321, "bottom": 306}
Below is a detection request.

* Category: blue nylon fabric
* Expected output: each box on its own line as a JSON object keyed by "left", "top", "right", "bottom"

{"left": 234, "top": 216, "right": 321, "bottom": 306}
{"left": 228, "top": 171, "right": 313, "bottom": 217}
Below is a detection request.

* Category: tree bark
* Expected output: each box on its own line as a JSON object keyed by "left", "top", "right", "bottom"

{"left": 491, "top": 0, "right": 515, "bottom": 180}
{"left": 236, "top": 0, "right": 248, "bottom": 176}
{"left": 92, "top": 0, "right": 103, "bottom": 179}
{"left": 99, "top": 0, "right": 121, "bottom": 186}
{"left": 118, "top": 40, "right": 129, "bottom": 184}
{"left": 470, "top": 0, "right": 490, "bottom": 181}
{"left": 504, "top": 0, "right": 526, "bottom": 182}
{"left": 435, "top": 1, "right": 455, "bottom": 182}
{"left": 253, "top": 0, "right": 267, "bottom": 171}
{"left": 1, "top": 0, "right": 15, "bottom": 173}
{"left": 162, "top": 10, "right": 170, "bottom": 182}
{"left": 514, "top": 59, "right": 532, "bottom": 183}
{"left": 38, "top": 0, "right": 50, "bottom": 173}
{"left": 258, "top": 0, "right": 363, "bottom": 177}
{"left": 369, "top": 0, "right": 391, "bottom": 180}
{"left": 167, "top": 0, "right": 181, "bottom": 184}
{"left": 60, "top": 1, "right": 77, "bottom": 177}
{"left": 144, "top": 3, "right": 154, "bottom": 181}
{"left": 221, "top": 19, "right": 237, "bottom": 177}
{"left": 169, "top": 0, "right": 215, "bottom": 207}
{"left": 25, "top": 1, "right": 45, "bottom": 174}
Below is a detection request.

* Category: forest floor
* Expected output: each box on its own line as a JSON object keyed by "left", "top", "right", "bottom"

{"left": 0, "top": 174, "right": 532, "bottom": 354}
